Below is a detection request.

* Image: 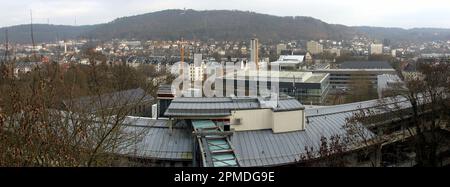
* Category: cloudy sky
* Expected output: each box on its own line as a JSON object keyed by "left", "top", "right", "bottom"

{"left": 0, "top": 0, "right": 449, "bottom": 28}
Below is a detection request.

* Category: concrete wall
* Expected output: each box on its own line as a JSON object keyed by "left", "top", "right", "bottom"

{"left": 230, "top": 109, "right": 306, "bottom": 133}
{"left": 230, "top": 109, "right": 273, "bottom": 131}
{"left": 273, "top": 110, "right": 305, "bottom": 133}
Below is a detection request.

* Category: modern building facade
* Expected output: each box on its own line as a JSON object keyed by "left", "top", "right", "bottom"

{"left": 312, "top": 61, "right": 397, "bottom": 89}
{"left": 217, "top": 70, "right": 331, "bottom": 105}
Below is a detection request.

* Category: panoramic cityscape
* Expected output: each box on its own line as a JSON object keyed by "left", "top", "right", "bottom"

{"left": 0, "top": 0, "right": 449, "bottom": 177}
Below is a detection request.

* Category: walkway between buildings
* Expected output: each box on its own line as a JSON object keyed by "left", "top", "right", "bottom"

{"left": 191, "top": 120, "right": 239, "bottom": 167}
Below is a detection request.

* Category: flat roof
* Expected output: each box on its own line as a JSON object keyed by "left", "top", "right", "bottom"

{"left": 221, "top": 70, "right": 328, "bottom": 83}
{"left": 340, "top": 61, "right": 393, "bottom": 69}
{"left": 304, "top": 73, "right": 328, "bottom": 83}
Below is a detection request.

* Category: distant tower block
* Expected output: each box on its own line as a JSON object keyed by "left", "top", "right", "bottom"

{"left": 250, "top": 38, "right": 259, "bottom": 69}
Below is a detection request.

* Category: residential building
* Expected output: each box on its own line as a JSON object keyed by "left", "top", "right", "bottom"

{"left": 276, "top": 44, "right": 287, "bottom": 55}
{"left": 370, "top": 43, "right": 383, "bottom": 55}
{"left": 189, "top": 54, "right": 206, "bottom": 81}
{"left": 307, "top": 41, "right": 324, "bottom": 55}
{"left": 250, "top": 38, "right": 259, "bottom": 63}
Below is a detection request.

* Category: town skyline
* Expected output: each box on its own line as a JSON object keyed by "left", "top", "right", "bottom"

{"left": 1, "top": 0, "right": 450, "bottom": 29}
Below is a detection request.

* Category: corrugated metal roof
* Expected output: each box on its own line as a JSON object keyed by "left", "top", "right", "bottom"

{"left": 65, "top": 88, "right": 153, "bottom": 112}
{"left": 157, "top": 84, "right": 175, "bottom": 95}
{"left": 165, "top": 97, "right": 304, "bottom": 117}
{"left": 119, "top": 118, "right": 193, "bottom": 161}
{"left": 305, "top": 96, "right": 411, "bottom": 117}
{"left": 231, "top": 107, "right": 375, "bottom": 167}
{"left": 118, "top": 96, "right": 418, "bottom": 166}
{"left": 123, "top": 117, "right": 168, "bottom": 127}
{"left": 273, "top": 99, "right": 305, "bottom": 112}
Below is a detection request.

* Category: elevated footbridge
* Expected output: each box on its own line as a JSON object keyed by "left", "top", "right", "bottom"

{"left": 191, "top": 120, "right": 239, "bottom": 167}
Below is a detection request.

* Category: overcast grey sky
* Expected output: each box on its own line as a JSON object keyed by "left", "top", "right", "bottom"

{"left": 0, "top": 0, "right": 449, "bottom": 28}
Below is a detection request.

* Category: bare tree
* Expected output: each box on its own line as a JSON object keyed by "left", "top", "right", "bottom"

{"left": 347, "top": 71, "right": 378, "bottom": 103}
{"left": 346, "top": 63, "right": 450, "bottom": 167}
{"left": 0, "top": 49, "right": 172, "bottom": 167}
{"left": 298, "top": 135, "right": 350, "bottom": 167}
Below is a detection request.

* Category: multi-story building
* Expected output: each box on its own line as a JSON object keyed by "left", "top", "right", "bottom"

{"left": 270, "top": 55, "right": 305, "bottom": 70}
{"left": 188, "top": 54, "right": 206, "bottom": 81}
{"left": 370, "top": 43, "right": 383, "bottom": 55}
{"left": 307, "top": 41, "right": 324, "bottom": 55}
{"left": 250, "top": 38, "right": 259, "bottom": 63}
{"left": 217, "top": 70, "right": 331, "bottom": 105}
{"left": 276, "top": 44, "right": 287, "bottom": 55}
{"left": 312, "top": 61, "right": 397, "bottom": 89}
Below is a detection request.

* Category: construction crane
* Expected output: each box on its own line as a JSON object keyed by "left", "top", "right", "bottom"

{"left": 177, "top": 38, "right": 189, "bottom": 76}
{"left": 179, "top": 38, "right": 190, "bottom": 65}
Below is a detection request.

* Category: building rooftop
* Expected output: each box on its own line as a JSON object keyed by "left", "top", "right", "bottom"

{"left": 222, "top": 70, "right": 328, "bottom": 83}
{"left": 270, "top": 55, "right": 305, "bottom": 66}
{"left": 231, "top": 110, "right": 373, "bottom": 166}
{"left": 230, "top": 98, "right": 412, "bottom": 167}
{"left": 120, "top": 117, "right": 193, "bottom": 161}
{"left": 340, "top": 61, "right": 393, "bottom": 69}
{"left": 64, "top": 88, "right": 153, "bottom": 112}
{"left": 157, "top": 84, "right": 175, "bottom": 96}
{"left": 120, "top": 97, "right": 415, "bottom": 166}
{"left": 121, "top": 99, "right": 387, "bottom": 165}
{"left": 304, "top": 73, "right": 328, "bottom": 83}
{"left": 164, "top": 96, "right": 305, "bottom": 117}
{"left": 278, "top": 55, "right": 305, "bottom": 62}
